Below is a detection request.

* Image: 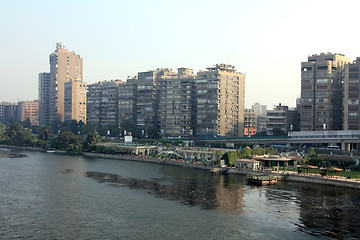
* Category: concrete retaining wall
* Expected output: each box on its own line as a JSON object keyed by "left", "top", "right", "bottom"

{"left": 285, "top": 174, "right": 360, "bottom": 189}
{"left": 83, "top": 152, "right": 212, "bottom": 170}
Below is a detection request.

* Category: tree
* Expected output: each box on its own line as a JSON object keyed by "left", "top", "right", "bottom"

{"left": 53, "top": 132, "right": 83, "bottom": 152}
{"left": 120, "top": 120, "right": 142, "bottom": 138}
{"left": 5, "top": 123, "right": 32, "bottom": 146}
{"left": 84, "top": 131, "right": 101, "bottom": 152}
{"left": 38, "top": 126, "right": 52, "bottom": 141}
{"left": 70, "top": 120, "right": 79, "bottom": 134}
{"left": 21, "top": 118, "right": 31, "bottom": 129}
{"left": 254, "top": 131, "right": 267, "bottom": 137}
{"left": 51, "top": 119, "right": 62, "bottom": 134}
{"left": 0, "top": 123, "right": 9, "bottom": 143}
{"left": 271, "top": 128, "right": 287, "bottom": 136}
{"left": 80, "top": 123, "right": 96, "bottom": 136}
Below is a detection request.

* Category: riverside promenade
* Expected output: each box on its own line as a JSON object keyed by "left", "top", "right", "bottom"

{"left": 2, "top": 145, "right": 360, "bottom": 190}
{"left": 84, "top": 152, "right": 360, "bottom": 190}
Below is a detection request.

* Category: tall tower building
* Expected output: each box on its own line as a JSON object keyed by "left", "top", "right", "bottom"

{"left": 300, "top": 53, "right": 350, "bottom": 131}
{"left": 38, "top": 72, "right": 51, "bottom": 125}
{"left": 344, "top": 57, "right": 360, "bottom": 130}
{"left": 196, "top": 64, "right": 245, "bottom": 138}
{"left": 49, "top": 43, "right": 83, "bottom": 122}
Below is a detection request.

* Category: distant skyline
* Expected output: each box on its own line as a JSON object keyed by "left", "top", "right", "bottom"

{"left": 1, "top": 0, "right": 360, "bottom": 108}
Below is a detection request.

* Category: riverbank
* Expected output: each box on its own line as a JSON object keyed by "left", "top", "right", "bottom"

{"left": 2, "top": 145, "right": 360, "bottom": 190}
{"left": 83, "top": 152, "right": 360, "bottom": 190}
{"left": 0, "top": 147, "right": 28, "bottom": 158}
{"left": 83, "top": 152, "right": 213, "bottom": 171}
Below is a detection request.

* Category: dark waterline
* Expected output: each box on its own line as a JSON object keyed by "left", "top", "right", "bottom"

{"left": 1, "top": 148, "right": 359, "bottom": 239}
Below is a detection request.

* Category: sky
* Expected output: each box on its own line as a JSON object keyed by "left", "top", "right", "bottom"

{"left": 1, "top": 0, "right": 360, "bottom": 109}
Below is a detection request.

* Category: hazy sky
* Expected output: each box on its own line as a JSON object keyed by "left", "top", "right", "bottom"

{"left": 1, "top": 0, "right": 360, "bottom": 108}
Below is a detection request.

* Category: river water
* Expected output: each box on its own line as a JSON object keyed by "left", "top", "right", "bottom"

{"left": 0, "top": 148, "right": 359, "bottom": 240}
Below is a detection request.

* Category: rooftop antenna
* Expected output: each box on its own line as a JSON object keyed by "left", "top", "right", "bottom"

{"left": 56, "top": 42, "right": 62, "bottom": 49}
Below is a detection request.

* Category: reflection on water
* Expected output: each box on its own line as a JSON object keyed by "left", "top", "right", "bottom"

{"left": 2, "top": 149, "right": 360, "bottom": 240}
{"left": 66, "top": 170, "right": 245, "bottom": 214}
{"left": 65, "top": 169, "right": 360, "bottom": 239}
{"left": 297, "top": 185, "right": 360, "bottom": 239}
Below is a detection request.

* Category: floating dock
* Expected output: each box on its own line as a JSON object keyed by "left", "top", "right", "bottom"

{"left": 246, "top": 174, "right": 282, "bottom": 186}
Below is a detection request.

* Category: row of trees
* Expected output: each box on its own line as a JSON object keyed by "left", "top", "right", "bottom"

{"left": 0, "top": 122, "right": 102, "bottom": 153}
{"left": 304, "top": 148, "right": 357, "bottom": 169}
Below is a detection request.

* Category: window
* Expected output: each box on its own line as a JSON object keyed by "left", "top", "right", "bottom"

{"left": 316, "top": 72, "right": 328, "bottom": 77}
{"left": 349, "top": 112, "right": 359, "bottom": 117}
{"left": 348, "top": 99, "right": 359, "bottom": 105}
{"left": 302, "top": 72, "right": 313, "bottom": 78}
{"left": 316, "top": 79, "right": 328, "bottom": 84}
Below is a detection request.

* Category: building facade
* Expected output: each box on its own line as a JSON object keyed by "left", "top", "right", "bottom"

{"left": 251, "top": 102, "right": 267, "bottom": 132}
{"left": 38, "top": 72, "right": 51, "bottom": 125}
{"left": 64, "top": 79, "right": 87, "bottom": 123}
{"left": 117, "top": 77, "right": 137, "bottom": 125}
{"left": 267, "top": 104, "right": 289, "bottom": 133}
{"left": 87, "top": 80, "right": 122, "bottom": 126}
{"left": 300, "top": 53, "right": 350, "bottom": 131}
{"left": 136, "top": 68, "right": 173, "bottom": 128}
{"left": 344, "top": 57, "right": 360, "bottom": 130}
{"left": 0, "top": 102, "right": 18, "bottom": 125}
{"left": 158, "top": 68, "right": 196, "bottom": 138}
{"left": 87, "top": 79, "right": 136, "bottom": 126}
{"left": 196, "top": 64, "right": 245, "bottom": 138}
{"left": 85, "top": 63, "right": 245, "bottom": 139}
{"left": 244, "top": 108, "right": 257, "bottom": 136}
{"left": 18, "top": 100, "right": 39, "bottom": 125}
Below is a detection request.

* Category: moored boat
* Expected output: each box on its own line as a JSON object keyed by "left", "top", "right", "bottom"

{"left": 246, "top": 175, "right": 278, "bottom": 186}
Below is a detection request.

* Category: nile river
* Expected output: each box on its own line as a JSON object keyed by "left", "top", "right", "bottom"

{"left": 0, "top": 148, "right": 359, "bottom": 239}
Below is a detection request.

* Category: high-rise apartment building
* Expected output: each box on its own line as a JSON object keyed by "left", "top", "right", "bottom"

{"left": 85, "top": 63, "right": 245, "bottom": 139}
{"left": 39, "top": 43, "right": 84, "bottom": 125}
{"left": 300, "top": 53, "right": 350, "bottom": 131}
{"left": 18, "top": 100, "right": 39, "bottom": 125}
{"left": 87, "top": 79, "right": 136, "bottom": 126}
{"left": 64, "top": 79, "right": 87, "bottom": 123}
{"left": 0, "top": 102, "right": 18, "bottom": 125}
{"left": 196, "top": 64, "right": 245, "bottom": 138}
{"left": 117, "top": 77, "right": 137, "bottom": 125}
{"left": 87, "top": 80, "right": 122, "bottom": 125}
{"left": 136, "top": 68, "right": 173, "bottom": 128}
{"left": 49, "top": 43, "right": 83, "bottom": 122}
{"left": 158, "top": 68, "right": 196, "bottom": 138}
{"left": 344, "top": 57, "right": 360, "bottom": 130}
{"left": 38, "top": 72, "right": 51, "bottom": 125}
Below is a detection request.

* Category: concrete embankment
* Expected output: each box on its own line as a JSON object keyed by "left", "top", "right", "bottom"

{"left": 82, "top": 152, "right": 213, "bottom": 170}
{"left": 284, "top": 174, "right": 360, "bottom": 189}
{"left": 83, "top": 153, "right": 360, "bottom": 189}
{"left": 2, "top": 146, "right": 360, "bottom": 190}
